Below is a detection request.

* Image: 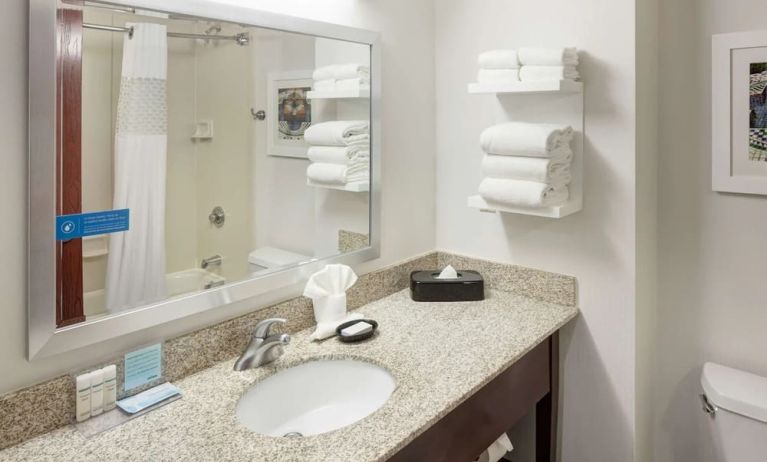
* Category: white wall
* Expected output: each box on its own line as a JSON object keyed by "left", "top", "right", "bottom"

{"left": 0, "top": 0, "right": 435, "bottom": 395}
{"left": 655, "top": 0, "right": 767, "bottom": 461}
{"left": 434, "top": 1, "right": 638, "bottom": 461}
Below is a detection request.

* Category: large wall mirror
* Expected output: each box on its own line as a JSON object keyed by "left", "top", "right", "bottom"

{"left": 29, "top": 0, "right": 381, "bottom": 358}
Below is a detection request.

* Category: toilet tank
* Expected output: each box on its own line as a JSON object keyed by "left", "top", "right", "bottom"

{"left": 701, "top": 362, "right": 767, "bottom": 462}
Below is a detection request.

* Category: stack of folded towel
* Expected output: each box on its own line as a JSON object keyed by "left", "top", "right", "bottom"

{"left": 477, "top": 47, "right": 579, "bottom": 84}
{"left": 304, "top": 120, "right": 370, "bottom": 186}
{"left": 312, "top": 63, "right": 370, "bottom": 92}
{"left": 478, "top": 122, "right": 574, "bottom": 208}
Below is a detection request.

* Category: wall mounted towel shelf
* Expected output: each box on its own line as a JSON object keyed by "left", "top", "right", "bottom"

{"left": 468, "top": 80, "right": 582, "bottom": 95}
{"left": 468, "top": 78, "right": 584, "bottom": 218}
{"left": 467, "top": 195, "right": 582, "bottom": 219}
{"left": 307, "top": 88, "right": 371, "bottom": 99}
{"left": 307, "top": 180, "right": 370, "bottom": 192}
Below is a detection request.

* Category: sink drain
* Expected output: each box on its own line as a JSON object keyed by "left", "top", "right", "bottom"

{"left": 283, "top": 432, "right": 303, "bottom": 438}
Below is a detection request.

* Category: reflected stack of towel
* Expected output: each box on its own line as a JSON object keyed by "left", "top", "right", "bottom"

{"left": 478, "top": 122, "right": 574, "bottom": 208}
{"left": 477, "top": 47, "right": 579, "bottom": 83}
{"left": 312, "top": 64, "right": 370, "bottom": 92}
{"left": 304, "top": 120, "right": 370, "bottom": 186}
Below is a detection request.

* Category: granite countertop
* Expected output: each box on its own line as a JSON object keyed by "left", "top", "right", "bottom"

{"left": 1, "top": 289, "right": 578, "bottom": 462}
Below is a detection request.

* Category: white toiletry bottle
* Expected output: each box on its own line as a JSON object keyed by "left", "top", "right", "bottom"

{"left": 90, "top": 369, "right": 104, "bottom": 416}
{"left": 102, "top": 365, "right": 117, "bottom": 411}
{"left": 75, "top": 373, "right": 92, "bottom": 422}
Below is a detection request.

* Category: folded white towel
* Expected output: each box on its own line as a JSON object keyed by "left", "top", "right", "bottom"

{"left": 478, "top": 49, "right": 520, "bottom": 69}
{"left": 311, "top": 312, "right": 365, "bottom": 341}
{"left": 479, "top": 178, "right": 569, "bottom": 208}
{"left": 518, "top": 47, "right": 579, "bottom": 66}
{"left": 313, "top": 79, "right": 337, "bottom": 92}
{"left": 480, "top": 122, "right": 574, "bottom": 157}
{"left": 477, "top": 68, "right": 520, "bottom": 84}
{"left": 304, "top": 120, "right": 369, "bottom": 146}
{"left": 312, "top": 64, "right": 370, "bottom": 81}
{"left": 519, "top": 65, "right": 580, "bottom": 82}
{"left": 308, "top": 146, "right": 369, "bottom": 165}
{"left": 335, "top": 77, "right": 370, "bottom": 91}
{"left": 312, "top": 65, "right": 337, "bottom": 81}
{"left": 332, "top": 63, "right": 369, "bottom": 80}
{"left": 307, "top": 162, "right": 369, "bottom": 185}
{"left": 481, "top": 151, "right": 572, "bottom": 186}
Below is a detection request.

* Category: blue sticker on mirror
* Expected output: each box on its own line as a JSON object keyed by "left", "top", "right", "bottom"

{"left": 56, "top": 209, "right": 129, "bottom": 241}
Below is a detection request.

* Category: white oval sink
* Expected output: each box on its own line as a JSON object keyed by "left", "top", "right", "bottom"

{"left": 235, "top": 359, "right": 395, "bottom": 437}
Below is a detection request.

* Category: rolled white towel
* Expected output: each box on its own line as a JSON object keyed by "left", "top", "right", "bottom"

{"left": 478, "top": 49, "right": 520, "bottom": 69}
{"left": 477, "top": 68, "right": 520, "bottom": 84}
{"left": 518, "top": 47, "right": 579, "bottom": 66}
{"left": 313, "top": 79, "right": 337, "bottom": 92}
{"left": 312, "top": 65, "right": 337, "bottom": 81}
{"left": 307, "top": 162, "right": 369, "bottom": 185}
{"left": 479, "top": 178, "right": 569, "bottom": 208}
{"left": 519, "top": 65, "right": 580, "bottom": 82}
{"left": 332, "top": 63, "right": 369, "bottom": 80}
{"left": 308, "top": 146, "right": 370, "bottom": 165}
{"left": 480, "top": 122, "right": 574, "bottom": 157}
{"left": 481, "top": 151, "right": 572, "bottom": 185}
{"left": 335, "top": 77, "right": 370, "bottom": 91}
{"left": 304, "top": 120, "right": 369, "bottom": 146}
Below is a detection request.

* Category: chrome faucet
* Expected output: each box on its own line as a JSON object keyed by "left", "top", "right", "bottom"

{"left": 233, "top": 318, "right": 291, "bottom": 371}
{"left": 201, "top": 254, "right": 223, "bottom": 269}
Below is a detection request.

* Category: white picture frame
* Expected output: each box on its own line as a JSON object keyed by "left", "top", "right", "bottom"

{"left": 267, "top": 70, "right": 313, "bottom": 159}
{"left": 712, "top": 30, "right": 767, "bottom": 194}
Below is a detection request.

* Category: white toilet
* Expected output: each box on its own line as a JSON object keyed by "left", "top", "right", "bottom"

{"left": 248, "top": 247, "right": 310, "bottom": 275}
{"left": 701, "top": 362, "right": 767, "bottom": 462}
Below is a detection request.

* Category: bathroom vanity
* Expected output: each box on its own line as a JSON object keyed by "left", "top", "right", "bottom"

{"left": 3, "top": 288, "right": 577, "bottom": 461}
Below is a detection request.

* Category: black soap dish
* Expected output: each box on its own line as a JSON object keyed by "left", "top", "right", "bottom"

{"left": 336, "top": 319, "right": 378, "bottom": 343}
{"left": 410, "top": 270, "right": 485, "bottom": 302}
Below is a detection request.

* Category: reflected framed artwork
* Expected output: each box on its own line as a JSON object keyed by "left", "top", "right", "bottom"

{"left": 267, "top": 71, "right": 313, "bottom": 158}
{"left": 713, "top": 30, "right": 767, "bottom": 194}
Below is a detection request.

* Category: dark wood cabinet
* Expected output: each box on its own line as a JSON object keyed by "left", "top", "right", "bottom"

{"left": 389, "top": 333, "right": 559, "bottom": 462}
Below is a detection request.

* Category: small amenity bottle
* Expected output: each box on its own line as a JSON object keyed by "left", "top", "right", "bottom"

{"left": 89, "top": 369, "right": 104, "bottom": 416}
{"left": 75, "top": 373, "right": 92, "bottom": 422}
{"left": 102, "top": 365, "right": 117, "bottom": 411}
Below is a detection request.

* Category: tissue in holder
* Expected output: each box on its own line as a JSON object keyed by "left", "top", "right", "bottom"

{"left": 303, "top": 264, "right": 363, "bottom": 341}
{"left": 410, "top": 269, "right": 484, "bottom": 302}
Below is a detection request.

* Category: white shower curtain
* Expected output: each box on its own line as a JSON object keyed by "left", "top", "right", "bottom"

{"left": 105, "top": 23, "right": 168, "bottom": 312}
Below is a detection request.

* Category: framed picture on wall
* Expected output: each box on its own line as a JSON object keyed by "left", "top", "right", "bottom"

{"left": 267, "top": 71, "right": 313, "bottom": 159}
{"left": 713, "top": 30, "right": 767, "bottom": 194}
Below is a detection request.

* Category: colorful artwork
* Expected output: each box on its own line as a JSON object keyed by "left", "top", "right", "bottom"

{"left": 277, "top": 87, "right": 312, "bottom": 141}
{"left": 749, "top": 63, "right": 767, "bottom": 161}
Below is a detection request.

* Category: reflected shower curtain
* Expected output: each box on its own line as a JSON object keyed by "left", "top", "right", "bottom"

{"left": 105, "top": 23, "right": 168, "bottom": 312}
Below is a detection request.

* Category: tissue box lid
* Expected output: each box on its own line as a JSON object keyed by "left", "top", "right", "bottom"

{"left": 409, "top": 270, "right": 484, "bottom": 302}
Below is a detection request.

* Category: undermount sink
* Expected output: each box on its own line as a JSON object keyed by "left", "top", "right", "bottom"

{"left": 235, "top": 359, "right": 395, "bottom": 437}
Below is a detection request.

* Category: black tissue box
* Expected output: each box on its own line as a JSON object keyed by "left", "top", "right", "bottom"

{"left": 409, "top": 270, "right": 485, "bottom": 302}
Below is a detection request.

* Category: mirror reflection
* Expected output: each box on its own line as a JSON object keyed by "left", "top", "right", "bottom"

{"left": 56, "top": 4, "right": 372, "bottom": 326}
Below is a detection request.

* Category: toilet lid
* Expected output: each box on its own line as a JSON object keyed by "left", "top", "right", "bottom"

{"left": 248, "top": 247, "right": 309, "bottom": 268}
{"left": 701, "top": 362, "right": 767, "bottom": 423}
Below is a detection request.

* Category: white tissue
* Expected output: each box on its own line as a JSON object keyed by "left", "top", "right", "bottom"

{"left": 436, "top": 265, "right": 459, "bottom": 280}
{"left": 476, "top": 433, "right": 513, "bottom": 462}
{"left": 303, "top": 264, "right": 360, "bottom": 341}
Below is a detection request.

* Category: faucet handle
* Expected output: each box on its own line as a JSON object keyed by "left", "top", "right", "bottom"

{"left": 253, "top": 318, "right": 287, "bottom": 338}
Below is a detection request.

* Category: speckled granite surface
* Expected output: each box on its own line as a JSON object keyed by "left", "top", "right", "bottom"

{"left": 0, "top": 289, "right": 577, "bottom": 462}
{"left": 338, "top": 230, "right": 370, "bottom": 253}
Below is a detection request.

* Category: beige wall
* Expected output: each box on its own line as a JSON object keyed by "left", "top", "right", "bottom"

{"left": 0, "top": 0, "right": 435, "bottom": 395}
{"left": 655, "top": 0, "right": 767, "bottom": 461}
{"left": 434, "top": 1, "right": 638, "bottom": 460}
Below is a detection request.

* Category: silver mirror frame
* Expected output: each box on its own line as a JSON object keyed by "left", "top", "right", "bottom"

{"left": 28, "top": 0, "right": 381, "bottom": 359}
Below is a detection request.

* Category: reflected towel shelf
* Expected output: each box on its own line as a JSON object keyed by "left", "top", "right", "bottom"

{"left": 307, "top": 88, "right": 370, "bottom": 100}
{"left": 468, "top": 80, "right": 582, "bottom": 95}
{"left": 307, "top": 180, "right": 370, "bottom": 192}
{"left": 467, "top": 195, "right": 582, "bottom": 219}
